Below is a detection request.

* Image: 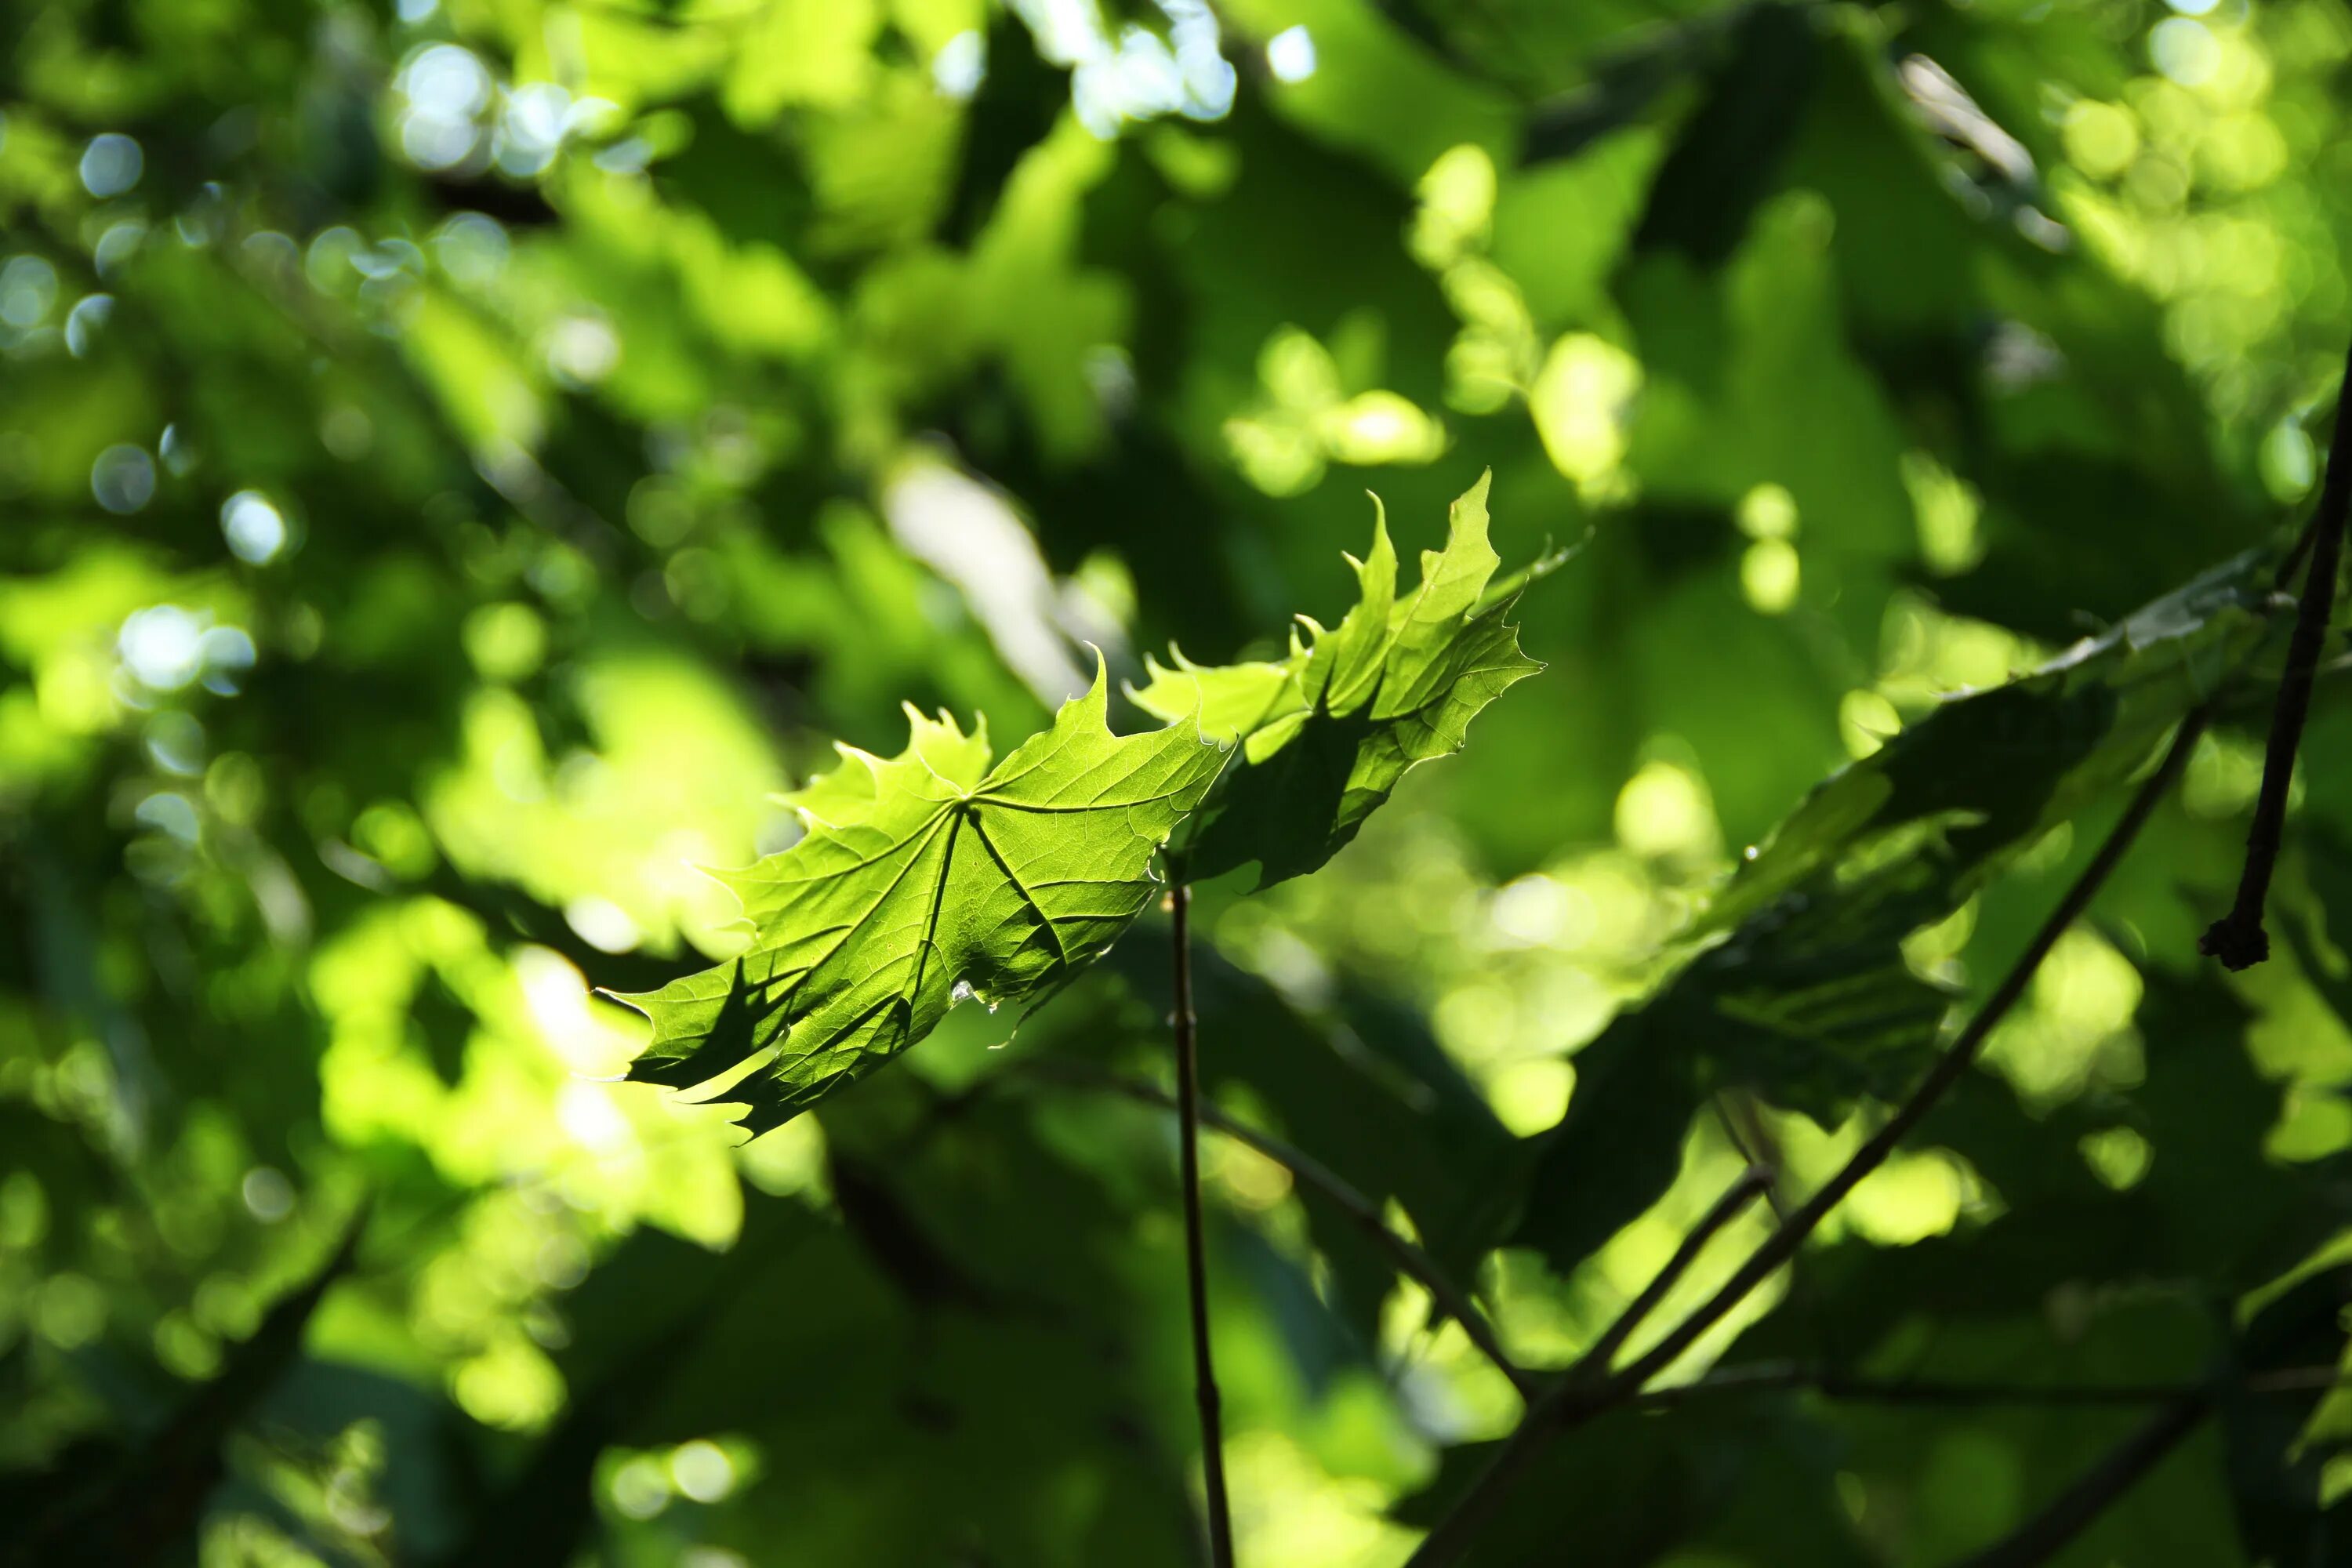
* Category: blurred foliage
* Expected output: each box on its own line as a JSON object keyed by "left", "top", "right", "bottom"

{"left": 12, "top": 0, "right": 2352, "bottom": 1563}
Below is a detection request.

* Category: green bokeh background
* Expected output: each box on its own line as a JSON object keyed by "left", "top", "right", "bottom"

{"left": 10, "top": 0, "right": 2352, "bottom": 1562}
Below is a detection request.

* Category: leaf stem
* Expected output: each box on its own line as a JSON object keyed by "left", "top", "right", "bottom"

{"left": 2203, "top": 334, "right": 2352, "bottom": 971}
{"left": 1171, "top": 883, "right": 1236, "bottom": 1568}
{"left": 1404, "top": 706, "right": 2210, "bottom": 1568}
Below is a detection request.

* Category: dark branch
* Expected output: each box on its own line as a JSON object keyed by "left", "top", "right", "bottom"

{"left": 1946, "top": 1395, "right": 2209, "bottom": 1568}
{"left": 1711, "top": 1091, "right": 1843, "bottom": 1367}
{"left": 1580, "top": 1167, "right": 1768, "bottom": 1375}
{"left": 2203, "top": 333, "right": 2352, "bottom": 970}
{"left": 1170, "top": 884, "right": 1235, "bottom": 1568}
{"left": 1403, "top": 706, "right": 2211, "bottom": 1568}
{"left": 1634, "top": 1360, "right": 2352, "bottom": 1411}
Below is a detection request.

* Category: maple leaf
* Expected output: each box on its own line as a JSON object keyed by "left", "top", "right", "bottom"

{"left": 610, "top": 668, "right": 1226, "bottom": 1133}
{"left": 1131, "top": 473, "right": 1543, "bottom": 887}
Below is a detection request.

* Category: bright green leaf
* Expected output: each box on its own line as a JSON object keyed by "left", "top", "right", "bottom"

{"left": 611, "top": 670, "right": 1226, "bottom": 1133}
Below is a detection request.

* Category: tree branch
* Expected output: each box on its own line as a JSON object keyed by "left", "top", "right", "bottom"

{"left": 1580, "top": 1167, "right": 1768, "bottom": 1374}
{"left": 1024, "top": 1059, "right": 1534, "bottom": 1398}
{"left": 1711, "top": 1091, "right": 1843, "bottom": 1367}
{"left": 1170, "top": 884, "right": 1235, "bottom": 1568}
{"left": 2203, "top": 333, "right": 2352, "bottom": 970}
{"left": 1632, "top": 1360, "right": 2352, "bottom": 1411}
{"left": 1403, "top": 706, "right": 2212, "bottom": 1568}
{"left": 1390, "top": 1169, "right": 1766, "bottom": 1564}
{"left": 1946, "top": 1394, "right": 2209, "bottom": 1568}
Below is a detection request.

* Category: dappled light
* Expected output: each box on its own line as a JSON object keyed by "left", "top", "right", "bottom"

{"left": 10, "top": 0, "right": 2352, "bottom": 1565}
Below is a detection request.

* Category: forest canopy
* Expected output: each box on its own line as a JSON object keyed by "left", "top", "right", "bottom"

{"left": 9, "top": 0, "right": 2352, "bottom": 1564}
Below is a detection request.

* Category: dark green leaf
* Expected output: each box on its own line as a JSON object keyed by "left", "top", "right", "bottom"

{"left": 1131, "top": 474, "right": 1543, "bottom": 888}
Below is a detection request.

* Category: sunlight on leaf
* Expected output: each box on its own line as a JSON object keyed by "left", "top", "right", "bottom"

{"left": 612, "top": 666, "right": 1226, "bottom": 1131}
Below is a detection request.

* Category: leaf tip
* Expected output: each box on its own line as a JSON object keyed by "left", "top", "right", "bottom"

{"left": 1075, "top": 644, "right": 1112, "bottom": 720}
{"left": 591, "top": 983, "right": 648, "bottom": 1018}
{"left": 1448, "top": 470, "right": 1494, "bottom": 543}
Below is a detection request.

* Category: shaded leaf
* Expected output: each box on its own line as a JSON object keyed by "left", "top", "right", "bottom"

{"left": 1514, "top": 551, "right": 2283, "bottom": 1276}
{"left": 2221, "top": 1265, "right": 2352, "bottom": 1566}
{"left": 1131, "top": 474, "right": 1542, "bottom": 888}
{"left": 1712, "top": 549, "right": 2280, "bottom": 935}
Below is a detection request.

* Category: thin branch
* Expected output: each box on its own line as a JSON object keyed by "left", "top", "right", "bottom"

{"left": 1403, "top": 707, "right": 2211, "bottom": 1568}
{"left": 1170, "top": 884, "right": 1236, "bottom": 1568}
{"left": 1580, "top": 1167, "right": 1769, "bottom": 1374}
{"left": 1708, "top": 1097, "right": 1782, "bottom": 1220}
{"left": 1632, "top": 1360, "right": 2352, "bottom": 1411}
{"left": 1025, "top": 1059, "right": 1534, "bottom": 1398}
{"left": 2247, "top": 1364, "right": 2352, "bottom": 1394}
{"left": 1946, "top": 1394, "right": 2209, "bottom": 1568}
{"left": 1711, "top": 1091, "right": 1842, "bottom": 1368}
{"left": 2204, "top": 334, "right": 2352, "bottom": 970}
{"left": 1601, "top": 708, "right": 2209, "bottom": 1391}
{"left": 1388, "top": 1167, "right": 1762, "bottom": 1563}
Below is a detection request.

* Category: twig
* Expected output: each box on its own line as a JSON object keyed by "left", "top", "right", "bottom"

{"left": 1403, "top": 707, "right": 2211, "bottom": 1568}
{"left": 1390, "top": 1169, "right": 1763, "bottom": 1561}
{"left": 1711, "top": 1092, "right": 1842, "bottom": 1367}
{"left": 1580, "top": 1167, "right": 1768, "bottom": 1374}
{"left": 1631, "top": 1360, "right": 2352, "bottom": 1410}
{"left": 1945, "top": 1394, "right": 2209, "bottom": 1568}
{"left": 2203, "top": 336, "right": 2352, "bottom": 970}
{"left": 1171, "top": 884, "right": 1235, "bottom": 1568}
{"left": 1022, "top": 1059, "right": 1534, "bottom": 1397}
{"left": 1593, "top": 708, "right": 2207, "bottom": 1389}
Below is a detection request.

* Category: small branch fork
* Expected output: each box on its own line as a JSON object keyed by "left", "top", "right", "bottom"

{"left": 1169, "top": 883, "right": 1236, "bottom": 1568}
{"left": 1403, "top": 706, "right": 2213, "bottom": 1568}
{"left": 1015, "top": 1071, "right": 2352, "bottom": 1425}
{"left": 1580, "top": 1167, "right": 1769, "bottom": 1374}
{"left": 1140, "top": 637, "right": 2250, "bottom": 1562}
{"left": 1031, "top": 1061, "right": 1535, "bottom": 1398}
{"left": 2203, "top": 334, "right": 2352, "bottom": 970}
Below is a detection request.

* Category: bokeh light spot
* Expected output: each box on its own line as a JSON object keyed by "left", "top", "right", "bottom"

{"left": 241, "top": 1166, "right": 296, "bottom": 1221}
{"left": 670, "top": 1440, "right": 738, "bottom": 1504}
{"left": 1736, "top": 483, "right": 1798, "bottom": 541}
{"left": 91, "top": 444, "right": 155, "bottom": 514}
{"left": 222, "top": 490, "right": 289, "bottom": 563}
{"left": 1740, "top": 538, "right": 1801, "bottom": 613}
{"left": 120, "top": 604, "right": 206, "bottom": 690}
{"left": 1267, "top": 25, "right": 1317, "bottom": 83}
{"left": 2151, "top": 17, "right": 2220, "bottom": 88}
{"left": 64, "top": 292, "right": 114, "bottom": 356}
{"left": 0, "top": 254, "right": 56, "bottom": 328}
{"left": 934, "top": 31, "right": 985, "bottom": 100}
{"left": 1614, "top": 760, "right": 1716, "bottom": 859}
{"left": 79, "top": 133, "right": 143, "bottom": 198}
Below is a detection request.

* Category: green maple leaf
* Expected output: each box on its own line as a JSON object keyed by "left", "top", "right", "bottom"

{"left": 610, "top": 669, "right": 1227, "bottom": 1134}
{"left": 1131, "top": 473, "right": 1544, "bottom": 887}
